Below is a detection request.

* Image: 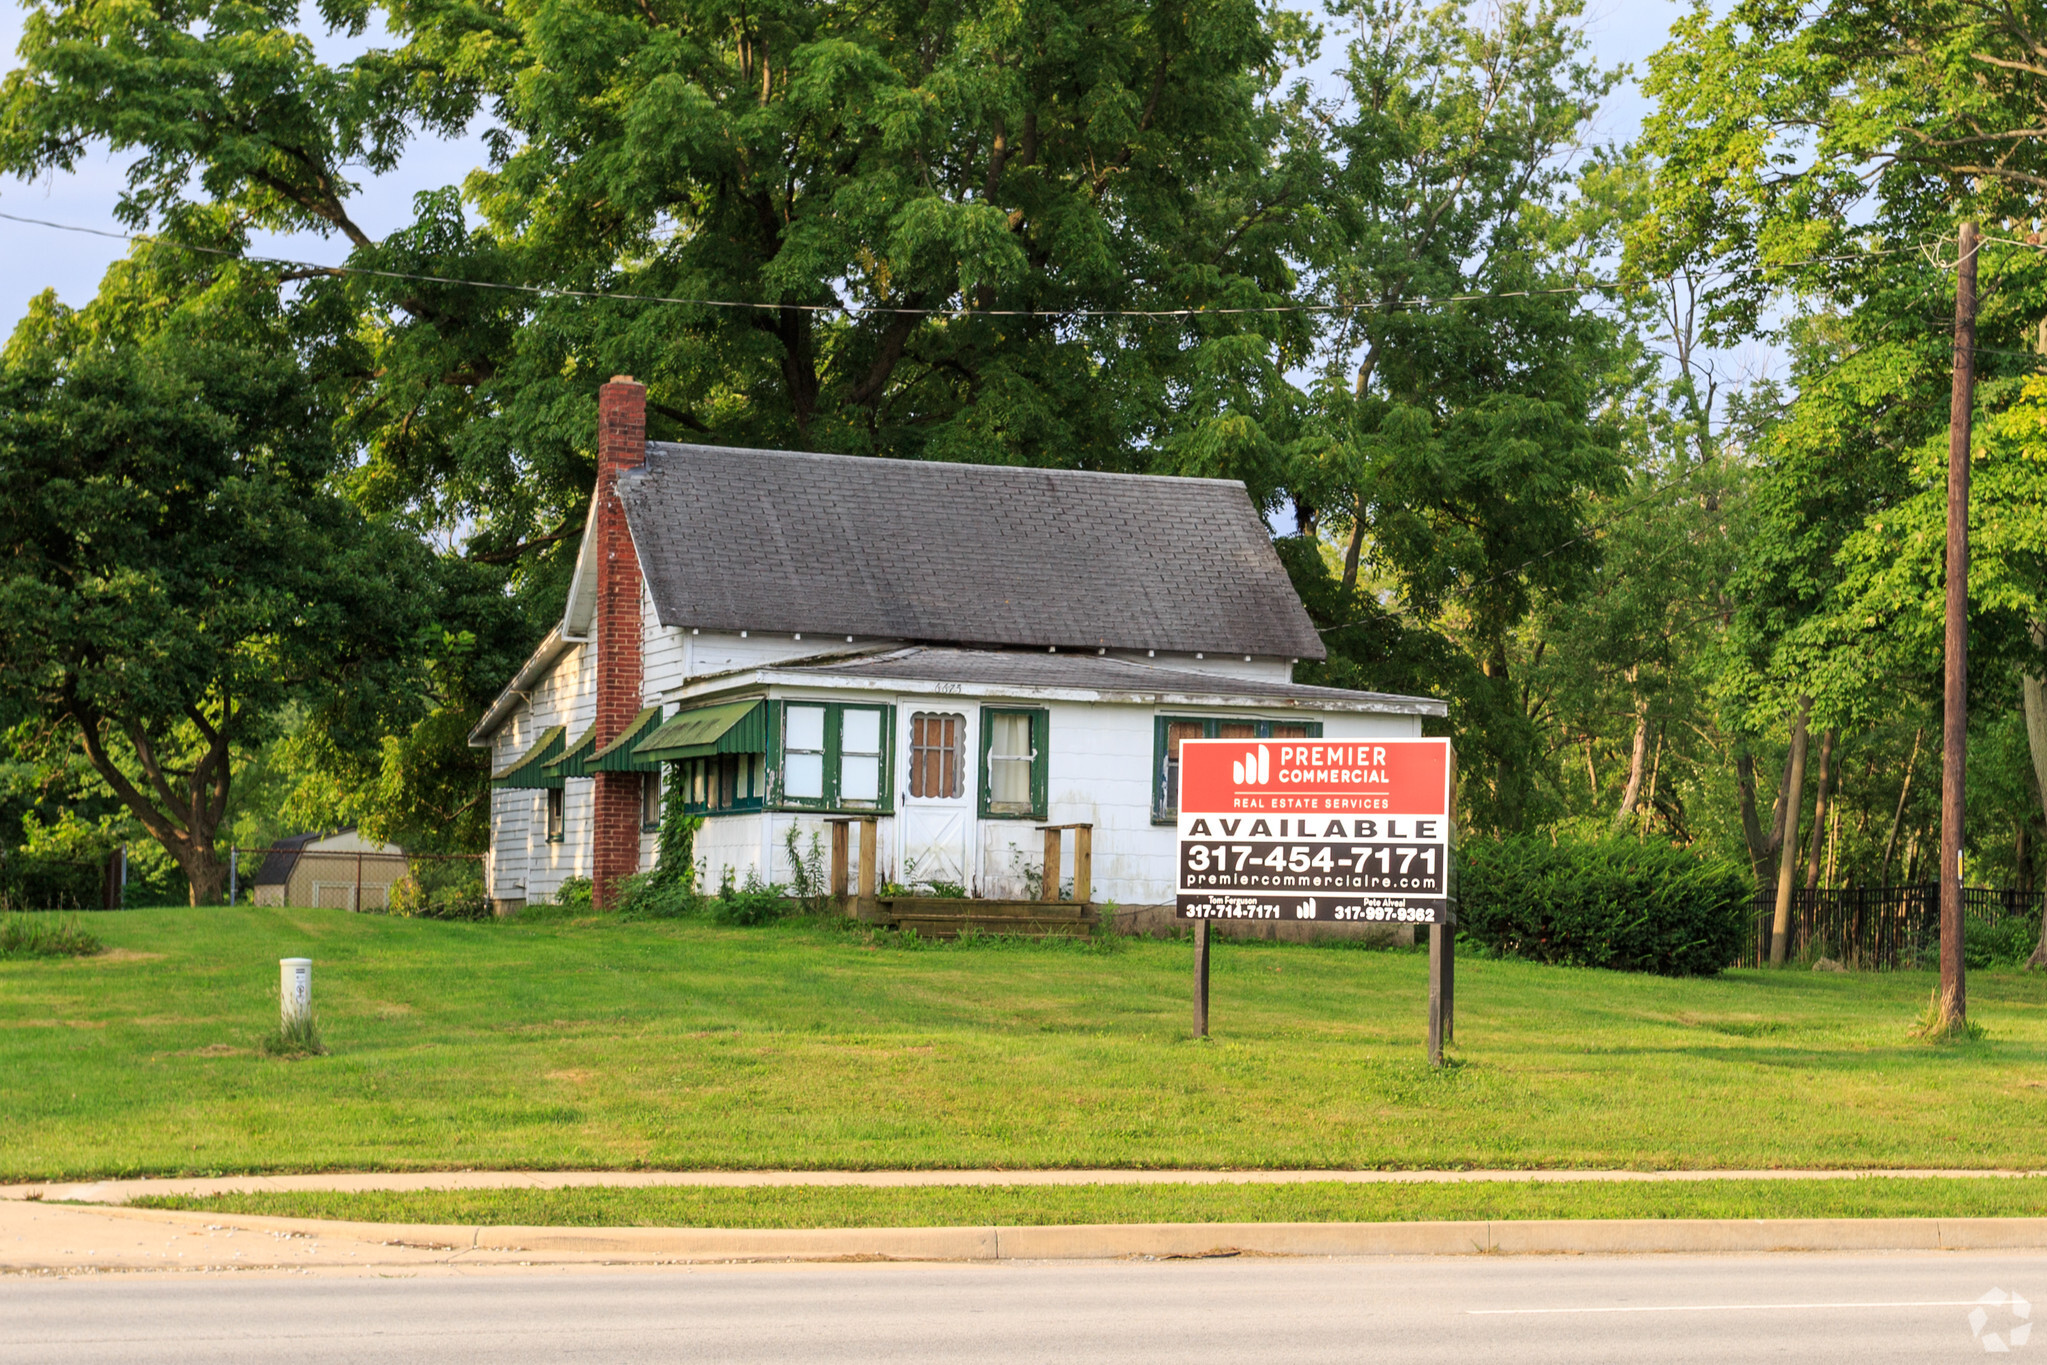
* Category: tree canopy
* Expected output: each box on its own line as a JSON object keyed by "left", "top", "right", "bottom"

{"left": 14, "top": 0, "right": 2047, "bottom": 922}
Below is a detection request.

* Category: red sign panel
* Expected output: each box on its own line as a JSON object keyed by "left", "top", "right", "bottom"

{"left": 1174, "top": 737, "right": 1454, "bottom": 924}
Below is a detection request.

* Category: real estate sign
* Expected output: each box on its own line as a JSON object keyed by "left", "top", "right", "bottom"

{"left": 1174, "top": 737, "right": 1453, "bottom": 924}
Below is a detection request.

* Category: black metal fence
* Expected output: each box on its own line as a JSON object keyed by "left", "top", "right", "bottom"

{"left": 1740, "top": 884, "right": 2042, "bottom": 969}
{"left": 0, "top": 852, "right": 117, "bottom": 911}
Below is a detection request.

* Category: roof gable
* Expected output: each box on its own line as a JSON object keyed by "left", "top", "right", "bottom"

{"left": 617, "top": 443, "right": 1326, "bottom": 660}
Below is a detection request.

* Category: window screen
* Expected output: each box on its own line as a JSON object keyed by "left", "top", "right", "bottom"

{"left": 909, "top": 713, "right": 965, "bottom": 799}
{"left": 546, "top": 786, "right": 565, "bottom": 841}
{"left": 784, "top": 705, "right": 826, "bottom": 799}
{"left": 840, "top": 709, "right": 883, "bottom": 803}
{"left": 642, "top": 770, "right": 662, "bottom": 828}
{"left": 987, "top": 713, "right": 1035, "bottom": 810}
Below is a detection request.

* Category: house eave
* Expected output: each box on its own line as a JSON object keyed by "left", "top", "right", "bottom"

{"left": 663, "top": 665, "right": 1448, "bottom": 717}
{"left": 468, "top": 627, "right": 578, "bottom": 747}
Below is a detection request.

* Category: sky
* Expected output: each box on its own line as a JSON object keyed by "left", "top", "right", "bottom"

{"left": 0, "top": 1, "right": 1702, "bottom": 340}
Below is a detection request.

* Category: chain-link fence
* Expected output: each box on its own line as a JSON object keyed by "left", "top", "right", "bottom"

{"left": 1, "top": 846, "right": 486, "bottom": 915}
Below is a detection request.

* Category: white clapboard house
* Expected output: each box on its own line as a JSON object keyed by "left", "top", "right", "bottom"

{"left": 470, "top": 378, "right": 1447, "bottom": 913}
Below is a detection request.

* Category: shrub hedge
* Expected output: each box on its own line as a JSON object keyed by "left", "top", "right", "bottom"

{"left": 1457, "top": 836, "right": 1749, "bottom": 977}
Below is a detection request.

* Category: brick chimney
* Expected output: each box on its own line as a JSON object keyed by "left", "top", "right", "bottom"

{"left": 591, "top": 375, "right": 646, "bottom": 909}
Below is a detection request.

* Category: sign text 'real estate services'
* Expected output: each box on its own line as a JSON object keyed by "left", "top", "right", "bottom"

{"left": 1174, "top": 737, "right": 1454, "bottom": 924}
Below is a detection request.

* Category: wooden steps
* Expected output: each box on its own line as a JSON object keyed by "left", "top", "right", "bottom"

{"left": 875, "top": 897, "right": 1094, "bottom": 940}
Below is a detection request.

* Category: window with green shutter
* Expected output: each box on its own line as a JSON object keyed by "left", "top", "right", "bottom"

{"left": 979, "top": 707, "right": 1048, "bottom": 820}
{"left": 1152, "top": 716, "right": 1324, "bottom": 822}
{"left": 771, "top": 701, "right": 893, "bottom": 811}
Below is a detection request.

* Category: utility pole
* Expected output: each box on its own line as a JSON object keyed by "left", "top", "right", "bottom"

{"left": 1939, "top": 221, "right": 1979, "bottom": 1030}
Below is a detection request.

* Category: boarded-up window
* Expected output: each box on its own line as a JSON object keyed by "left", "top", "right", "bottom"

{"left": 909, "top": 713, "right": 966, "bottom": 799}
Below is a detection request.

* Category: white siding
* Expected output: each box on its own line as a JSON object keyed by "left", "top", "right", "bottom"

{"left": 640, "top": 577, "right": 689, "bottom": 703}
{"left": 1106, "top": 651, "right": 1297, "bottom": 683}
{"left": 683, "top": 631, "right": 901, "bottom": 681}
{"left": 484, "top": 642, "right": 595, "bottom": 905}
{"left": 488, "top": 788, "right": 534, "bottom": 899}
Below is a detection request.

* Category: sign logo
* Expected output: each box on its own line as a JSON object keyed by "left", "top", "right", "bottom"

{"left": 1972, "top": 1288, "right": 2032, "bottom": 1352}
{"left": 1231, "top": 746, "right": 1270, "bottom": 785}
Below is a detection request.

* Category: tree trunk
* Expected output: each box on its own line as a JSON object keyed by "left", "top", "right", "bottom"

{"left": 2021, "top": 621, "right": 2047, "bottom": 967}
{"left": 1639, "top": 725, "right": 1665, "bottom": 840}
{"left": 1765, "top": 738, "right": 1796, "bottom": 857}
{"left": 1802, "top": 728, "right": 1837, "bottom": 889}
{"left": 1340, "top": 497, "right": 1367, "bottom": 598}
{"left": 1610, "top": 687, "right": 1650, "bottom": 835}
{"left": 1483, "top": 638, "right": 1530, "bottom": 833}
{"left": 1736, "top": 741, "right": 1769, "bottom": 886}
{"left": 1770, "top": 698, "right": 1813, "bottom": 964}
{"left": 176, "top": 847, "right": 228, "bottom": 907}
{"left": 1879, "top": 727, "right": 1923, "bottom": 884}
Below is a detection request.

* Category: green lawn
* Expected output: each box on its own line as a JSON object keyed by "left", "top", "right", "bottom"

{"left": 130, "top": 1177, "right": 2047, "bottom": 1229}
{"left": 6, "top": 905, "right": 2047, "bottom": 1180}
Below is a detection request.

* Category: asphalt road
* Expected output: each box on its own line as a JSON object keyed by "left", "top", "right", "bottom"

{"left": 4, "top": 1251, "right": 2043, "bottom": 1363}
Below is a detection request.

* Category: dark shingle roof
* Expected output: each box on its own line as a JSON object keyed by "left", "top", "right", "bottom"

{"left": 765, "top": 648, "right": 1444, "bottom": 714}
{"left": 250, "top": 832, "right": 321, "bottom": 887}
{"left": 619, "top": 444, "right": 1326, "bottom": 660}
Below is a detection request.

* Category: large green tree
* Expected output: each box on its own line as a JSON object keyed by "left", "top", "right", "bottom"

{"left": 1281, "top": 0, "right": 1634, "bottom": 832}
{"left": 0, "top": 244, "right": 431, "bottom": 901}
{"left": 1632, "top": 0, "right": 2047, "bottom": 887}
{"left": 1, "top": 0, "right": 1326, "bottom": 559}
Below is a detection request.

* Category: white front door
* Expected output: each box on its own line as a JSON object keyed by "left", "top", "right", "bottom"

{"left": 897, "top": 707, "right": 974, "bottom": 894}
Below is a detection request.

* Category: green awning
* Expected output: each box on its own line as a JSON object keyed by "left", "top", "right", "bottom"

{"left": 589, "top": 706, "right": 665, "bottom": 774}
{"left": 491, "top": 725, "right": 565, "bottom": 789}
{"left": 544, "top": 724, "right": 597, "bottom": 779}
{"left": 634, "top": 700, "right": 768, "bottom": 762}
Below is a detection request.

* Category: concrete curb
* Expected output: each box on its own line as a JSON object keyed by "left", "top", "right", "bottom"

{"left": 10, "top": 1202, "right": 2047, "bottom": 1275}
{"left": 9, "top": 1167, "right": 2047, "bottom": 1205}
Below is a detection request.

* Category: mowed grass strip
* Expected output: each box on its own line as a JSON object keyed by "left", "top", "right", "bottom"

{"left": 129, "top": 1178, "right": 2047, "bottom": 1229}
{"left": 9, "top": 906, "right": 2047, "bottom": 1178}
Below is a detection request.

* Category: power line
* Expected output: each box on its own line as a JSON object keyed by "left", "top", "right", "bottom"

{"left": 0, "top": 208, "right": 1921, "bottom": 321}
{"left": 1311, "top": 260, "right": 1960, "bottom": 637}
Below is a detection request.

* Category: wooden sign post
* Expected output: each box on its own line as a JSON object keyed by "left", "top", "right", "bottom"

{"left": 1173, "top": 737, "right": 1457, "bottom": 1062}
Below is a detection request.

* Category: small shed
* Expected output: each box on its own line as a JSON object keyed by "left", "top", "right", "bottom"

{"left": 248, "top": 829, "right": 407, "bottom": 909}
